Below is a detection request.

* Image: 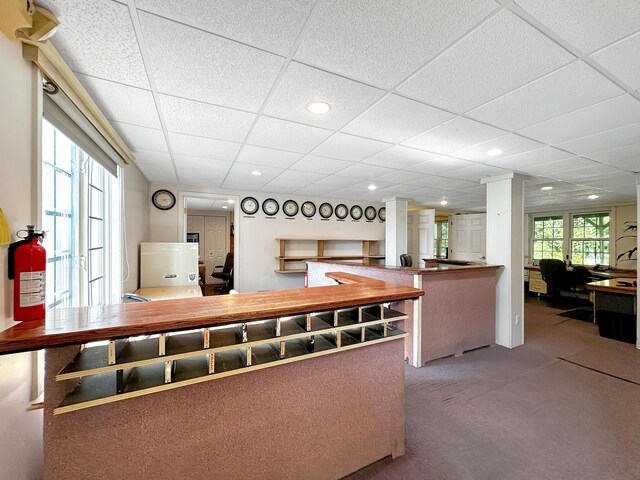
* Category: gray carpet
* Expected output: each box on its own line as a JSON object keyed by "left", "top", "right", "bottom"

{"left": 347, "top": 297, "right": 640, "bottom": 480}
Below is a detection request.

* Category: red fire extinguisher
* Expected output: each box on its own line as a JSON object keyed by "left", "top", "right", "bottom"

{"left": 8, "top": 225, "right": 46, "bottom": 321}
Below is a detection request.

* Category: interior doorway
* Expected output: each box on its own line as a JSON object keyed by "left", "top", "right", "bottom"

{"left": 178, "top": 192, "right": 240, "bottom": 294}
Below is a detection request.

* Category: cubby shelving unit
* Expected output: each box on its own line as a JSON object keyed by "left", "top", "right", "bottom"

{"left": 275, "top": 238, "right": 385, "bottom": 273}
{"left": 53, "top": 304, "right": 407, "bottom": 414}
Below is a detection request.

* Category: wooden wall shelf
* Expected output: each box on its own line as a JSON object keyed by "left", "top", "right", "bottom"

{"left": 53, "top": 304, "right": 407, "bottom": 414}
{"left": 275, "top": 238, "right": 385, "bottom": 273}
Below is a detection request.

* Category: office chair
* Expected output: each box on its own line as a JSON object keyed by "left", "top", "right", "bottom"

{"left": 538, "top": 259, "right": 589, "bottom": 300}
{"left": 211, "top": 252, "right": 234, "bottom": 291}
{"left": 400, "top": 254, "right": 412, "bottom": 267}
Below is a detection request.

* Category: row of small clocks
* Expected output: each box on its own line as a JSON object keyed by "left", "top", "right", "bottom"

{"left": 241, "top": 197, "right": 386, "bottom": 221}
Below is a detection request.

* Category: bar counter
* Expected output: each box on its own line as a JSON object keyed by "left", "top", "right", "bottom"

{"left": 308, "top": 260, "right": 502, "bottom": 366}
{"left": 0, "top": 273, "right": 423, "bottom": 480}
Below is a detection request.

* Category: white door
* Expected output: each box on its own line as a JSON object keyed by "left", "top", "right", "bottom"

{"left": 418, "top": 209, "right": 435, "bottom": 265}
{"left": 451, "top": 214, "right": 486, "bottom": 261}
{"left": 205, "top": 216, "right": 227, "bottom": 277}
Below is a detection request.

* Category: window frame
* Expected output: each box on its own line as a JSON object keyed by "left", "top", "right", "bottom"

{"left": 570, "top": 211, "right": 611, "bottom": 266}
{"left": 531, "top": 215, "right": 564, "bottom": 262}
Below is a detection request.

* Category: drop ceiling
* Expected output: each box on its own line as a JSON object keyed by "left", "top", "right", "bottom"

{"left": 37, "top": 0, "right": 640, "bottom": 211}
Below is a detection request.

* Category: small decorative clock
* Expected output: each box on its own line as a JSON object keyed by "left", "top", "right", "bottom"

{"left": 241, "top": 197, "right": 259, "bottom": 215}
{"left": 335, "top": 204, "right": 348, "bottom": 220}
{"left": 378, "top": 207, "right": 386, "bottom": 222}
{"left": 350, "top": 205, "right": 363, "bottom": 220}
{"left": 152, "top": 189, "right": 176, "bottom": 211}
{"left": 262, "top": 198, "right": 279, "bottom": 216}
{"left": 319, "top": 202, "right": 333, "bottom": 219}
{"left": 364, "top": 206, "right": 377, "bottom": 221}
{"left": 301, "top": 201, "right": 316, "bottom": 218}
{"left": 283, "top": 200, "right": 299, "bottom": 217}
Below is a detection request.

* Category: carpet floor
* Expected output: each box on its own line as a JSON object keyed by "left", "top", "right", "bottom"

{"left": 347, "top": 296, "right": 640, "bottom": 480}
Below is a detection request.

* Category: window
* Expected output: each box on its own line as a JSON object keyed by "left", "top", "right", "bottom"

{"left": 41, "top": 119, "right": 120, "bottom": 309}
{"left": 434, "top": 219, "right": 449, "bottom": 259}
{"left": 571, "top": 213, "right": 610, "bottom": 266}
{"left": 532, "top": 216, "right": 563, "bottom": 262}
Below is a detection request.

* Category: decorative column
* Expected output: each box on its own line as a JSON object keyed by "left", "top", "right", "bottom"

{"left": 384, "top": 197, "right": 410, "bottom": 267}
{"left": 481, "top": 173, "right": 529, "bottom": 349}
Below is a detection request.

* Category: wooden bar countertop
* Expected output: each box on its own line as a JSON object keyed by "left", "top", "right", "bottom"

{"left": 312, "top": 259, "right": 502, "bottom": 275}
{"left": 0, "top": 272, "right": 423, "bottom": 355}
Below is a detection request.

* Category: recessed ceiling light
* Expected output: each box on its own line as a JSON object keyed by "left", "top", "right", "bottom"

{"left": 222, "top": 205, "right": 228, "bottom": 209}
{"left": 251, "top": 170, "right": 262, "bottom": 176}
{"left": 306, "top": 101, "right": 331, "bottom": 115}
{"left": 440, "top": 200, "right": 448, "bottom": 206}
{"left": 540, "top": 186, "right": 553, "bottom": 191}
{"left": 486, "top": 148, "right": 503, "bottom": 156}
{"left": 227, "top": 199, "right": 234, "bottom": 204}
{"left": 588, "top": 194, "right": 599, "bottom": 200}
{"left": 368, "top": 184, "right": 377, "bottom": 190}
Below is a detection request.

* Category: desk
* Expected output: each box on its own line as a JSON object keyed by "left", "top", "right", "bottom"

{"left": 524, "top": 265, "right": 637, "bottom": 295}
{"left": 135, "top": 286, "right": 203, "bottom": 301}
{"left": 586, "top": 280, "right": 637, "bottom": 343}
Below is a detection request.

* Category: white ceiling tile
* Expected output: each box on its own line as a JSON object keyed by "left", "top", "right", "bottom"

{"left": 558, "top": 122, "right": 640, "bottom": 156}
{"left": 405, "top": 174, "right": 463, "bottom": 188}
{"left": 168, "top": 132, "right": 241, "bottom": 161}
{"left": 139, "top": 12, "right": 283, "bottom": 111}
{"left": 236, "top": 145, "right": 303, "bottom": 168}
{"left": 159, "top": 95, "right": 255, "bottom": 142}
{"left": 375, "top": 170, "right": 428, "bottom": 184}
{"left": 486, "top": 147, "right": 574, "bottom": 169}
{"left": 226, "top": 162, "right": 283, "bottom": 181}
{"left": 587, "top": 143, "right": 640, "bottom": 171}
{"left": 263, "top": 62, "right": 385, "bottom": 129}
{"left": 514, "top": 0, "right": 640, "bottom": 53}
{"left": 293, "top": 184, "right": 340, "bottom": 196}
{"left": 520, "top": 157, "right": 596, "bottom": 176}
{"left": 178, "top": 168, "right": 226, "bottom": 188}
{"left": 135, "top": 0, "right": 314, "bottom": 55}
{"left": 42, "top": 0, "right": 150, "bottom": 88}
{"left": 443, "top": 164, "right": 509, "bottom": 182}
{"left": 246, "top": 117, "right": 333, "bottom": 153}
{"left": 404, "top": 155, "right": 477, "bottom": 175}
{"left": 314, "top": 175, "right": 359, "bottom": 188}
{"left": 403, "top": 117, "right": 505, "bottom": 154}
{"left": 77, "top": 74, "right": 160, "bottom": 129}
{"left": 397, "top": 9, "right": 574, "bottom": 112}
{"left": 591, "top": 32, "right": 640, "bottom": 90}
{"left": 549, "top": 164, "right": 625, "bottom": 181}
{"left": 261, "top": 182, "right": 309, "bottom": 194}
{"left": 295, "top": 0, "right": 497, "bottom": 88}
{"left": 363, "top": 146, "right": 440, "bottom": 169}
{"left": 311, "top": 133, "right": 391, "bottom": 161}
{"left": 518, "top": 95, "right": 640, "bottom": 144}
{"left": 468, "top": 61, "right": 622, "bottom": 130}
{"left": 433, "top": 179, "right": 480, "bottom": 190}
{"left": 270, "top": 170, "right": 327, "bottom": 185}
{"left": 173, "top": 155, "right": 231, "bottom": 174}
{"left": 136, "top": 162, "right": 176, "bottom": 182}
{"left": 342, "top": 95, "right": 456, "bottom": 143}
{"left": 112, "top": 121, "right": 167, "bottom": 152}
{"left": 335, "top": 163, "right": 395, "bottom": 180}
{"left": 132, "top": 148, "right": 171, "bottom": 165}
{"left": 290, "top": 155, "right": 353, "bottom": 175}
{"left": 449, "top": 133, "right": 544, "bottom": 162}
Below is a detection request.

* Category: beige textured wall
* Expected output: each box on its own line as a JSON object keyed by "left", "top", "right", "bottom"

{"left": 0, "top": 34, "right": 44, "bottom": 480}
{"left": 122, "top": 162, "right": 149, "bottom": 293}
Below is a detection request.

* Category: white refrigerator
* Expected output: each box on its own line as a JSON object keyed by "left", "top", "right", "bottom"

{"left": 140, "top": 242, "right": 199, "bottom": 288}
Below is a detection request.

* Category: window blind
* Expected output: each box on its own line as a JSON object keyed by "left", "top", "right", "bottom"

{"left": 43, "top": 90, "right": 122, "bottom": 177}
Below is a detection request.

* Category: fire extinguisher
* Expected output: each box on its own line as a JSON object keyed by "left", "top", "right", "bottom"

{"left": 8, "top": 225, "right": 46, "bottom": 321}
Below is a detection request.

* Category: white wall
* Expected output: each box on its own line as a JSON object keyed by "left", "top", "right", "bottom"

{"left": 0, "top": 34, "right": 44, "bottom": 480}
{"left": 122, "top": 163, "right": 149, "bottom": 293}
{"left": 148, "top": 182, "right": 385, "bottom": 292}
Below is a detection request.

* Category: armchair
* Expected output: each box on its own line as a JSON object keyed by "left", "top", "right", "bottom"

{"left": 538, "top": 259, "right": 589, "bottom": 300}
{"left": 211, "top": 252, "right": 234, "bottom": 291}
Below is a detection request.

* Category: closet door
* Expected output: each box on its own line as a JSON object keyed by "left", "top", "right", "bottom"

{"left": 205, "top": 216, "right": 227, "bottom": 277}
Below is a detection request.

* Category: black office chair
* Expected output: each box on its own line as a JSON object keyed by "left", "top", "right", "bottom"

{"left": 538, "top": 259, "right": 588, "bottom": 299}
{"left": 400, "top": 254, "right": 412, "bottom": 267}
{"left": 211, "top": 252, "right": 234, "bottom": 291}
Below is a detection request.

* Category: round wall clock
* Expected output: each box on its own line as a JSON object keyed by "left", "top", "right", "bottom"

{"left": 335, "top": 204, "right": 348, "bottom": 219}
{"left": 319, "top": 202, "right": 333, "bottom": 219}
{"left": 364, "top": 206, "right": 377, "bottom": 221}
{"left": 301, "top": 201, "right": 316, "bottom": 218}
{"left": 350, "top": 205, "right": 363, "bottom": 220}
{"left": 283, "top": 199, "right": 299, "bottom": 217}
{"left": 262, "top": 198, "right": 279, "bottom": 216}
{"left": 378, "top": 207, "right": 386, "bottom": 221}
{"left": 152, "top": 189, "right": 176, "bottom": 211}
{"left": 240, "top": 197, "right": 259, "bottom": 215}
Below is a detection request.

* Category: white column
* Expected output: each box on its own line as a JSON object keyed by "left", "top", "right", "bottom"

{"left": 636, "top": 173, "right": 639, "bottom": 350}
{"left": 384, "top": 197, "right": 410, "bottom": 267}
{"left": 481, "top": 173, "right": 529, "bottom": 349}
